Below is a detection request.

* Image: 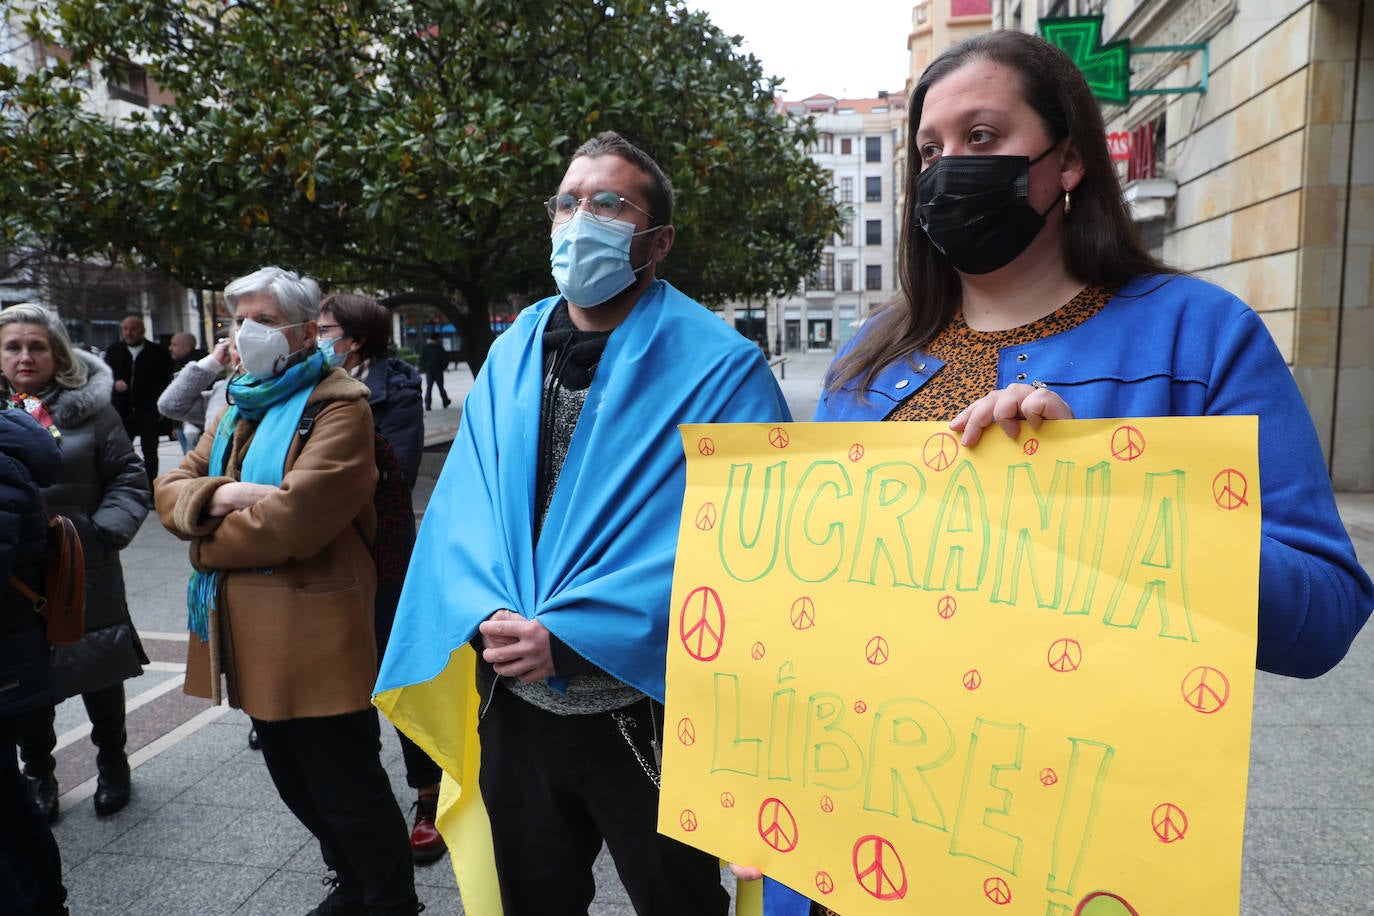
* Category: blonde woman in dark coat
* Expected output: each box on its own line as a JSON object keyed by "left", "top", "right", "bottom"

{"left": 0, "top": 303, "right": 151, "bottom": 823}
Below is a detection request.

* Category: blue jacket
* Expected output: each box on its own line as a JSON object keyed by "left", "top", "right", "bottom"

{"left": 817, "top": 274, "right": 1372, "bottom": 680}
{"left": 760, "top": 274, "right": 1374, "bottom": 916}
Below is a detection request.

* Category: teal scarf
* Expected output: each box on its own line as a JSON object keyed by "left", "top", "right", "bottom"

{"left": 188, "top": 353, "right": 330, "bottom": 641}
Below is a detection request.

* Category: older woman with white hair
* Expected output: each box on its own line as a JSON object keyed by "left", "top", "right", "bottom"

{"left": 0, "top": 303, "right": 150, "bottom": 824}
{"left": 156, "top": 267, "right": 419, "bottom": 916}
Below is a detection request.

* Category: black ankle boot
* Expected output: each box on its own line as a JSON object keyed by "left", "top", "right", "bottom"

{"left": 26, "top": 773, "right": 59, "bottom": 823}
{"left": 93, "top": 757, "right": 131, "bottom": 817}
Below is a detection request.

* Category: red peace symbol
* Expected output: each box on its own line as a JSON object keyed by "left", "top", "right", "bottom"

{"left": 697, "top": 437, "right": 716, "bottom": 456}
{"left": 814, "top": 872, "right": 835, "bottom": 895}
{"left": 1074, "top": 892, "right": 1141, "bottom": 916}
{"left": 677, "top": 717, "right": 696, "bottom": 747}
{"left": 789, "top": 596, "right": 816, "bottom": 630}
{"left": 853, "top": 700, "right": 868, "bottom": 714}
{"left": 922, "top": 432, "right": 959, "bottom": 472}
{"left": 852, "top": 835, "right": 908, "bottom": 901}
{"left": 757, "top": 798, "right": 799, "bottom": 853}
{"left": 1110, "top": 426, "right": 1146, "bottom": 462}
{"left": 680, "top": 809, "right": 698, "bottom": 832}
{"left": 750, "top": 641, "right": 766, "bottom": 660}
{"left": 1212, "top": 469, "right": 1249, "bottom": 510}
{"left": 819, "top": 795, "right": 835, "bottom": 813}
{"left": 1039, "top": 768, "right": 1058, "bottom": 787}
{"left": 694, "top": 502, "right": 718, "bottom": 531}
{"left": 768, "top": 426, "right": 791, "bottom": 449}
{"left": 678, "top": 586, "right": 725, "bottom": 662}
{"left": 1047, "top": 638, "right": 1083, "bottom": 673}
{"left": 936, "top": 595, "right": 957, "bottom": 619}
{"left": 720, "top": 791, "right": 736, "bottom": 808}
{"left": 1180, "top": 665, "right": 1230, "bottom": 714}
{"left": 962, "top": 668, "right": 982, "bottom": 691}
{"left": 864, "top": 636, "right": 890, "bottom": 666}
{"left": 983, "top": 876, "right": 1012, "bottom": 906}
{"left": 847, "top": 443, "right": 865, "bottom": 462}
{"left": 1023, "top": 438, "right": 1040, "bottom": 456}
{"left": 1150, "top": 802, "right": 1188, "bottom": 843}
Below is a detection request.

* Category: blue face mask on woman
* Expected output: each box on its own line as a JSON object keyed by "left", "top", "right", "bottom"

{"left": 315, "top": 336, "right": 347, "bottom": 368}
{"left": 549, "top": 210, "right": 657, "bottom": 307}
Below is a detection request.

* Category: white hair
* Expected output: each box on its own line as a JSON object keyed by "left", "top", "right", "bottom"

{"left": 224, "top": 267, "right": 321, "bottom": 324}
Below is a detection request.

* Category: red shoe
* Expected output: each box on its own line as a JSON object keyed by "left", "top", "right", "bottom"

{"left": 410, "top": 794, "right": 445, "bottom": 865}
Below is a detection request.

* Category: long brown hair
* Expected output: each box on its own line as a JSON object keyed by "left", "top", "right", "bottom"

{"left": 827, "top": 30, "right": 1171, "bottom": 393}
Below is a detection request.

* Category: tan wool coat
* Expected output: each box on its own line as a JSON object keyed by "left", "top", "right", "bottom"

{"left": 155, "top": 370, "right": 379, "bottom": 721}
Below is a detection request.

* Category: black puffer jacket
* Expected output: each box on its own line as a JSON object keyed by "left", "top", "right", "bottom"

{"left": 0, "top": 409, "right": 62, "bottom": 718}
{"left": 38, "top": 351, "right": 151, "bottom": 699}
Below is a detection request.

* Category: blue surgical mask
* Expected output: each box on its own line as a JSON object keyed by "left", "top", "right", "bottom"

{"left": 316, "top": 336, "right": 346, "bottom": 368}
{"left": 550, "top": 210, "right": 656, "bottom": 307}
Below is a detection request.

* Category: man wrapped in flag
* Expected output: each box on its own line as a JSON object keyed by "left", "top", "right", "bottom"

{"left": 375, "top": 131, "right": 788, "bottom": 915}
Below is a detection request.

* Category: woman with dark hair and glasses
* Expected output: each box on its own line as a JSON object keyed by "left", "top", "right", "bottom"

{"left": 753, "top": 29, "right": 1373, "bottom": 916}
{"left": 317, "top": 293, "right": 442, "bottom": 865}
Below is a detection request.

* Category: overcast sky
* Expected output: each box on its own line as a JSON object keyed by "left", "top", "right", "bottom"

{"left": 686, "top": 1, "right": 913, "bottom": 100}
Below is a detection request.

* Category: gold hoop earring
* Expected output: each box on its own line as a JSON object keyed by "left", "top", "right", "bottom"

{"left": 1063, "top": 190, "right": 1072, "bottom": 216}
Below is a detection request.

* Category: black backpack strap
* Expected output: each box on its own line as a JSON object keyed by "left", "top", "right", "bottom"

{"left": 297, "top": 400, "right": 326, "bottom": 440}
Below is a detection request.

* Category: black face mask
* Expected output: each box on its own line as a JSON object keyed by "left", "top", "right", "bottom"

{"left": 914, "top": 144, "right": 1063, "bottom": 275}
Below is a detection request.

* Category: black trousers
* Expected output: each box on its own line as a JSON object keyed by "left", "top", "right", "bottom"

{"left": 123, "top": 409, "right": 161, "bottom": 485}
{"left": 0, "top": 713, "right": 67, "bottom": 915}
{"left": 478, "top": 688, "right": 728, "bottom": 916}
{"left": 397, "top": 729, "right": 442, "bottom": 790}
{"left": 253, "top": 708, "right": 417, "bottom": 914}
{"left": 18, "top": 681, "right": 126, "bottom": 778}
{"left": 423, "top": 373, "right": 448, "bottom": 408}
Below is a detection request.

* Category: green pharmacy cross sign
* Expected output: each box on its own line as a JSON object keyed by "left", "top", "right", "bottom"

{"left": 1040, "top": 16, "right": 1131, "bottom": 105}
{"left": 1040, "top": 15, "right": 1209, "bottom": 105}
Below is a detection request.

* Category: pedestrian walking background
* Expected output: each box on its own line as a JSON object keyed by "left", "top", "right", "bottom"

{"left": 41, "top": 353, "right": 1374, "bottom": 915}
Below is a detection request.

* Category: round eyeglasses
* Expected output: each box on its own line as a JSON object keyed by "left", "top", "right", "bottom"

{"left": 544, "top": 190, "right": 652, "bottom": 224}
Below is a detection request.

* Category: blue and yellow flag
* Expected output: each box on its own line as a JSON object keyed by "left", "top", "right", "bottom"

{"left": 374, "top": 281, "right": 788, "bottom": 912}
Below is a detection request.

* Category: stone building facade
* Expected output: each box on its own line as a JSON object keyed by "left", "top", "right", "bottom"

{"left": 992, "top": 0, "right": 1372, "bottom": 487}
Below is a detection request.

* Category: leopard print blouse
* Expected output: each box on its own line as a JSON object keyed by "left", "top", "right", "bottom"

{"left": 885, "top": 285, "right": 1112, "bottom": 422}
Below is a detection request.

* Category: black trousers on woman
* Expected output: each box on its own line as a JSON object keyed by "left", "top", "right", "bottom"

{"left": 252, "top": 708, "right": 417, "bottom": 914}
{"left": 18, "top": 681, "right": 127, "bottom": 780}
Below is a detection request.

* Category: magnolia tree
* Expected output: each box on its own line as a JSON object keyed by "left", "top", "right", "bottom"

{"left": 1, "top": 0, "right": 841, "bottom": 369}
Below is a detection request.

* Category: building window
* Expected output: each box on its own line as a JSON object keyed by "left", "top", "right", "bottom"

{"left": 866, "top": 265, "right": 883, "bottom": 290}
{"left": 107, "top": 60, "right": 149, "bottom": 106}
{"left": 865, "top": 136, "right": 881, "bottom": 162}
{"left": 839, "top": 219, "right": 854, "bottom": 245}
{"left": 915, "top": 1, "right": 930, "bottom": 25}
{"left": 866, "top": 219, "right": 881, "bottom": 245}
{"left": 814, "top": 132, "right": 834, "bottom": 154}
{"left": 841, "top": 138, "right": 853, "bottom": 155}
{"left": 840, "top": 177, "right": 853, "bottom": 203}
{"left": 865, "top": 176, "right": 881, "bottom": 202}
{"left": 841, "top": 261, "right": 855, "bottom": 291}
{"left": 810, "top": 253, "right": 835, "bottom": 291}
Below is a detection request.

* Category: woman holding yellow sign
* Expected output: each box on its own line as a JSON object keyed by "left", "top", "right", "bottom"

{"left": 758, "top": 27, "right": 1373, "bottom": 916}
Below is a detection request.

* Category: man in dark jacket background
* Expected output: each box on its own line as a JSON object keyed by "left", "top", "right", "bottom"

{"left": 418, "top": 336, "right": 450, "bottom": 411}
{"left": 103, "top": 315, "right": 172, "bottom": 486}
{"left": 0, "top": 408, "right": 69, "bottom": 915}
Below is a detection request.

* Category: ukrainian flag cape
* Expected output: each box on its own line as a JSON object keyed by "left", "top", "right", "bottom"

{"left": 375, "top": 279, "right": 786, "bottom": 912}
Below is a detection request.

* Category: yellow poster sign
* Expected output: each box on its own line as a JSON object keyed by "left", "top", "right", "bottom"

{"left": 660, "top": 418, "right": 1259, "bottom": 915}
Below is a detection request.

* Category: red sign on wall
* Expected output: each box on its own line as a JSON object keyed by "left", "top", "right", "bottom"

{"left": 1107, "top": 131, "right": 1131, "bottom": 162}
